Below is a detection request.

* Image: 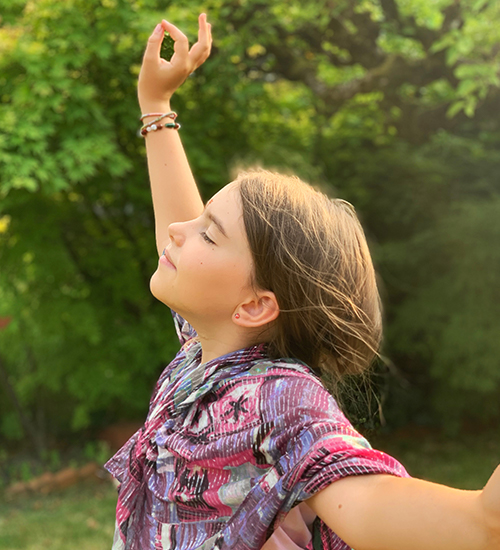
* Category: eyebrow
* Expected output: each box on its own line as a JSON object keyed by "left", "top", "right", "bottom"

{"left": 203, "top": 204, "right": 229, "bottom": 239}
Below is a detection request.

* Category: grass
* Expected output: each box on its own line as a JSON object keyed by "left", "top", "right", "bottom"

{"left": 0, "top": 431, "right": 498, "bottom": 549}
{"left": 0, "top": 482, "right": 117, "bottom": 550}
{"left": 371, "top": 429, "right": 500, "bottom": 490}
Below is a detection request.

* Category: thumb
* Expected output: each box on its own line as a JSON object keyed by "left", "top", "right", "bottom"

{"left": 481, "top": 465, "right": 500, "bottom": 517}
{"left": 143, "top": 23, "right": 165, "bottom": 62}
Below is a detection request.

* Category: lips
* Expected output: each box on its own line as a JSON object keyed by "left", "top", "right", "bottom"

{"left": 160, "top": 248, "right": 176, "bottom": 269}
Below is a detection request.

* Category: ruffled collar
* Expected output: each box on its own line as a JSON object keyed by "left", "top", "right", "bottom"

{"left": 152, "top": 339, "right": 270, "bottom": 421}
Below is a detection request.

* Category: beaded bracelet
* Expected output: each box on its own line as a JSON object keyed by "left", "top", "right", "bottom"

{"left": 140, "top": 121, "right": 181, "bottom": 137}
{"left": 140, "top": 112, "right": 177, "bottom": 130}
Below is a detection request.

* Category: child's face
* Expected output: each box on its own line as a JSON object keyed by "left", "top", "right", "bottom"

{"left": 150, "top": 182, "right": 256, "bottom": 322}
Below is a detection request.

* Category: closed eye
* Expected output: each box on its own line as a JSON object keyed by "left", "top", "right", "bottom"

{"left": 201, "top": 232, "right": 216, "bottom": 245}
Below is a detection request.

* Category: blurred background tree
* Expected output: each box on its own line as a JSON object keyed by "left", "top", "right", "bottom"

{"left": 1, "top": 0, "right": 499, "bottom": 454}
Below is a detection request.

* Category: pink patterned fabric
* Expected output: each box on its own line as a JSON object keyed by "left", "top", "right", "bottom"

{"left": 105, "top": 311, "right": 409, "bottom": 550}
{"left": 260, "top": 503, "right": 316, "bottom": 549}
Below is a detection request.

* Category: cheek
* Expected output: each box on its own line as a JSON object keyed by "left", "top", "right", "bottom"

{"left": 180, "top": 245, "right": 214, "bottom": 272}
{"left": 186, "top": 254, "right": 250, "bottom": 290}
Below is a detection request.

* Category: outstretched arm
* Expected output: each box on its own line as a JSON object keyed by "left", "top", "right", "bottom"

{"left": 307, "top": 465, "right": 500, "bottom": 550}
{"left": 138, "top": 15, "right": 212, "bottom": 255}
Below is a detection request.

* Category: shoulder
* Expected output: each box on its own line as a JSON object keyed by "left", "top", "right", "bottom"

{"left": 225, "top": 357, "right": 347, "bottom": 426}
{"left": 265, "top": 359, "right": 341, "bottom": 410}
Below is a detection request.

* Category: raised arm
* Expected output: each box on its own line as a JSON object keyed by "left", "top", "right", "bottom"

{"left": 307, "top": 465, "right": 500, "bottom": 550}
{"left": 138, "top": 15, "right": 212, "bottom": 255}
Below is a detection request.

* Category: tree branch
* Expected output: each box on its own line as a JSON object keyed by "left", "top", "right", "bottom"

{"left": 380, "top": 0, "right": 402, "bottom": 25}
{"left": 0, "top": 353, "right": 44, "bottom": 458}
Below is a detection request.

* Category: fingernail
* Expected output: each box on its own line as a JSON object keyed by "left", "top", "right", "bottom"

{"left": 154, "top": 23, "right": 162, "bottom": 34}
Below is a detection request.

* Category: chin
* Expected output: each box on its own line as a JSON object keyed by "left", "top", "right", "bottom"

{"left": 149, "top": 270, "right": 170, "bottom": 306}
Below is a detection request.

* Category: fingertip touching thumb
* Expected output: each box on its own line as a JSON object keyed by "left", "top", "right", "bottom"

{"left": 153, "top": 23, "right": 163, "bottom": 37}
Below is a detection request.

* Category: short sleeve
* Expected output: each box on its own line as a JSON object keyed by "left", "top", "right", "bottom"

{"left": 214, "top": 372, "right": 410, "bottom": 550}
{"left": 261, "top": 374, "right": 410, "bottom": 497}
{"left": 170, "top": 309, "right": 197, "bottom": 346}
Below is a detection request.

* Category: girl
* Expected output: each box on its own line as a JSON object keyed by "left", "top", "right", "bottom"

{"left": 104, "top": 14, "right": 500, "bottom": 550}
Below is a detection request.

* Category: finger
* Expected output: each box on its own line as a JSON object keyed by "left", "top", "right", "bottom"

{"left": 197, "top": 13, "right": 210, "bottom": 45}
{"left": 161, "top": 19, "right": 190, "bottom": 64}
{"left": 189, "top": 13, "right": 212, "bottom": 68}
{"left": 143, "top": 23, "right": 165, "bottom": 63}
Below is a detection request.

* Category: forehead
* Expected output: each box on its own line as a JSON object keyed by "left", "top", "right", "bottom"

{"left": 210, "top": 181, "right": 237, "bottom": 203}
{"left": 209, "top": 183, "right": 240, "bottom": 215}
{"left": 208, "top": 183, "right": 246, "bottom": 239}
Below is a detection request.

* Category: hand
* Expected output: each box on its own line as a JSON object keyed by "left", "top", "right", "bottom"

{"left": 138, "top": 13, "right": 212, "bottom": 110}
{"left": 479, "top": 465, "right": 500, "bottom": 548}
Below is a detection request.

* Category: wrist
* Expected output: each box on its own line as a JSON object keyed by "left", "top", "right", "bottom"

{"left": 138, "top": 101, "right": 172, "bottom": 116}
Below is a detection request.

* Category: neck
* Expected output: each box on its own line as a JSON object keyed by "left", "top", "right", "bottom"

{"left": 187, "top": 317, "right": 267, "bottom": 365}
{"left": 197, "top": 331, "right": 257, "bottom": 365}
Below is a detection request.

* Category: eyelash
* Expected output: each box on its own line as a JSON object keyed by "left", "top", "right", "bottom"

{"left": 201, "top": 232, "right": 215, "bottom": 245}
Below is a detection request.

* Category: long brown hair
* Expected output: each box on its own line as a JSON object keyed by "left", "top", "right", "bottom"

{"left": 237, "top": 168, "right": 383, "bottom": 386}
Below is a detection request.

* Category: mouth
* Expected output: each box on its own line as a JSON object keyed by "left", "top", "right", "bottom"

{"left": 159, "top": 248, "right": 176, "bottom": 269}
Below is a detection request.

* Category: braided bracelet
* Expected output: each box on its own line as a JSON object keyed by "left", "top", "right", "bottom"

{"left": 140, "top": 111, "right": 177, "bottom": 122}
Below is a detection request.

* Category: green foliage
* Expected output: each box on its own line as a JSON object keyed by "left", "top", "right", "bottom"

{"left": 83, "top": 441, "right": 111, "bottom": 465}
{"left": 1, "top": 0, "right": 500, "bottom": 446}
{"left": 0, "top": 0, "right": 184, "bottom": 441}
{"left": 384, "top": 193, "right": 500, "bottom": 430}
{"left": 351, "top": 132, "right": 500, "bottom": 431}
{"left": 160, "top": 32, "right": 175, "bottom": 61}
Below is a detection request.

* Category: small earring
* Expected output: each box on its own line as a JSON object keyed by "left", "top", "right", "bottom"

{"left": 234, "top": 313, "right": 240, "bottom": 319}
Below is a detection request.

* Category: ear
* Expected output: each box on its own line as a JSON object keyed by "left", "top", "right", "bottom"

{"left": 233, "top": 291, "right": 279, "bottom": 328}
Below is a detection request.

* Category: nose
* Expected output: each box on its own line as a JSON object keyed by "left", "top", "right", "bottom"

{"left": 168, "top": 221, "right": 187, "bottom": 247}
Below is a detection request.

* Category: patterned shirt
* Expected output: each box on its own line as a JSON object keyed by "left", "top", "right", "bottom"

{"left": 105, "top": 311, "right": 409, "bottom": 550}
